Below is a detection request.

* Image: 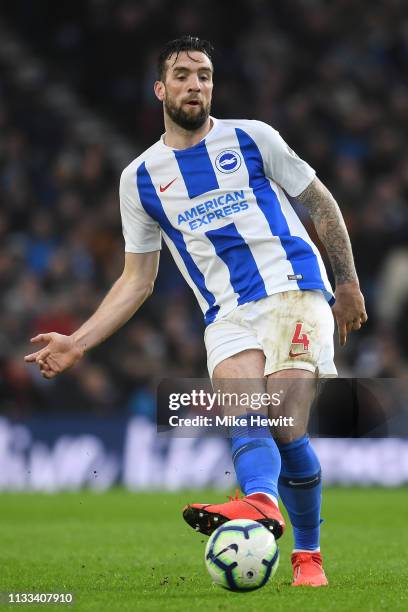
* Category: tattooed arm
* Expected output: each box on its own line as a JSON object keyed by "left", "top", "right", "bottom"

{"left": 297, "top": 177, "right": 367, "bottom": 345}
{"left": 297, "top": 177, "right": 357, "bottom": 284}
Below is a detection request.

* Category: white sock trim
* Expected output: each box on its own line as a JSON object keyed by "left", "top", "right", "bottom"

{"left": 293, "top": 548, "right": 320, "bottom": 553}
{"left": 247, "top": 492, "right": 278, "bottom": 507}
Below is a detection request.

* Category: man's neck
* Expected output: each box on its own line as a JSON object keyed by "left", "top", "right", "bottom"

{"left": 163, "top": 116, "right": 213, "bottom": 150}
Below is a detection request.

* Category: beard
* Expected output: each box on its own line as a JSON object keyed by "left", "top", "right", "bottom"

{"left": 164, "top": 94, "right": 211, "bottom": 131}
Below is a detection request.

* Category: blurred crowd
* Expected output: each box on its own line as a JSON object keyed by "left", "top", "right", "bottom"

{"left": 1, "top": 0, "right": 408, "bottom": 418}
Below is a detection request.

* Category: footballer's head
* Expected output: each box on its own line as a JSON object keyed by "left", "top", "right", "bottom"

{"left": 155, "top": 35, "right": 214, "bottom": 131}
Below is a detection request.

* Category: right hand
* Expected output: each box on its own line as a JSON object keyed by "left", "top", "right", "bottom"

{"left": 24, "top": 333, "right": 84, "bottom": 379}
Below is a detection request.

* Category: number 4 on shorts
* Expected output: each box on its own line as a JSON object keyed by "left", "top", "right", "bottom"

{"left": 291, "top": 323, "right": 310, "bottom": 351}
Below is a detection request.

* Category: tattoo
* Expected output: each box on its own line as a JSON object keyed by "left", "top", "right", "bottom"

{"left": 296, "top": 177, "right": 358, "bottom": 285}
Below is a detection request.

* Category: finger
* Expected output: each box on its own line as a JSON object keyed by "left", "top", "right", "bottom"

{"left": 40, "top": 364, "right": 57, "bottom": 379}
{"left": 337, "top": 319, "right": 347, "bottom": 346}
{"left": 41, "top": 362, "right": 58, "bottom": 375}
{"left": 41, "top": 369, "right": 55, "bottom": 379}
{"left": 346, "top": 320, "right": 354, "bottom": 333}
{"left": 38, "top": 359, "right": 51, "bottom": 371}
{"left": 352, "top": 320, "right": 361, "bottom": 331}
{"left": 24, "top": 350, "right": 43, "bottom": 362}
{"left": 30, "top": 333, "right": 52, "bottom": 345}
{"left": 35, "top": 349, "right": 51, "bottom": 364}
{"left": 361, "top": 311, "right": 368, "bottom": 323}
{"left": 44, "top": 354, "right": 62, "bottom": 374}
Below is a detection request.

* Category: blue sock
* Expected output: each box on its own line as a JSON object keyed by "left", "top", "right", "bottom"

{"left": 278, "top": 435, "right": 322, "bottom": 551}
{"left": 231, "top": 414, "right": 281, "bottom": 500}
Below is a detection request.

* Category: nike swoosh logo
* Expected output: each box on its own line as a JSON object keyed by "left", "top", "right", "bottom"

{"left": 159, "top": 178, "right": 177, "bottom": 192}
{"left": 288, "top": 350, "right": 308, "bottom": 358}
{"left": 288, "top": 477, "right": 320, "bottom": 486}
{"left": 213, "top": 543, "right": 239, "bottom": 559}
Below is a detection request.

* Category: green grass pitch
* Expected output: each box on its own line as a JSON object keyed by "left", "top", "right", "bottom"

{"left": 0, "top": 488, "right": 407, "bottom": 611}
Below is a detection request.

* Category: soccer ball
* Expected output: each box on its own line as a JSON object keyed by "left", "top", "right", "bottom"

{"left": 204, "top": 519, "right": 279, "bottom": 591}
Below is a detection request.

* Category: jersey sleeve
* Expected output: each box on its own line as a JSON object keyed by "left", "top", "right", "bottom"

{"left": 250, "top": 121, "right": 316, "bottom": 197}
{"left": 119, "top": 167, "right": 162, "bottom": 253}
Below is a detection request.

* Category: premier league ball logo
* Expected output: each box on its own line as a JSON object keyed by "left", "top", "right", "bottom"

{"left": 215, "top": 150, "right": 242, "bottom": 173}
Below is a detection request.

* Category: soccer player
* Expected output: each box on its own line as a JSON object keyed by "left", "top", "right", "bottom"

{"left": 25, "top": 36, "right": 367, "bottom": 587}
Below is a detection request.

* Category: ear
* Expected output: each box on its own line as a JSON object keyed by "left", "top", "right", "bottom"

{"left": 154, "top": 80, "right": 165, "bottom": 102}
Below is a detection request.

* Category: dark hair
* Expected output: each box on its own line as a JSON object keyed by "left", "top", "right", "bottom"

{"left": 157, "top": 35, "right": 214, "bottom": 80}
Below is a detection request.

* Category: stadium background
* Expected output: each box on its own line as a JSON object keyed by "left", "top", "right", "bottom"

{"left": 0, "top": 0, "right": 408, "bottom": 491}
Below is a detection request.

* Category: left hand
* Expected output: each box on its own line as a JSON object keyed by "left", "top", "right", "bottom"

{"left": 332, "top": 281, "right": 367, "bottom": 346}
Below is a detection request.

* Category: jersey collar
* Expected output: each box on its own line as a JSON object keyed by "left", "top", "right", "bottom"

{"left": 159, "top": 116, "right": 219, "bottom": 152}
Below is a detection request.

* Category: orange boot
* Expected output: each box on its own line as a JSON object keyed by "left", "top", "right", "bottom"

{"left": 183, "top": 492, "right": 285, "bottom": 539}
{"left": 291, "top": 551, "right": 328, "bottom": 586}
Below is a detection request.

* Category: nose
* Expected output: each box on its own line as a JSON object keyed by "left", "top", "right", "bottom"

{"left": 187, "top": 74, "right": 201, "bottom": 91}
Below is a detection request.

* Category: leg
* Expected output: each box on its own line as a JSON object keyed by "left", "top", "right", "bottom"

{"left": 249, "top": 291, "right": 333, "bottom": 586}
{"left": 213, "top": 349, "right": 280, "bottom": 502}
{"left": 267, "top": 369, "right": 328, "bottom": 586}
{"left": 182, "top": 349, "right": 285, "bottom": 538}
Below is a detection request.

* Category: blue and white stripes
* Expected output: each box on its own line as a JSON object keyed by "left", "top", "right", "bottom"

{"left": 123, "top": 117, "right": 334, "bottom": 324}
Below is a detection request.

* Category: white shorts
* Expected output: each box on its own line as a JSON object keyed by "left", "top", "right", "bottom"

{"left": 204, "top": 290, "right": 337, "bottom": 379}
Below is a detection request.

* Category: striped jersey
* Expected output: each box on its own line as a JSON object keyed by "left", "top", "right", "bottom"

{"left": 120, "top": 117, "right": 334, "bottom": 325}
